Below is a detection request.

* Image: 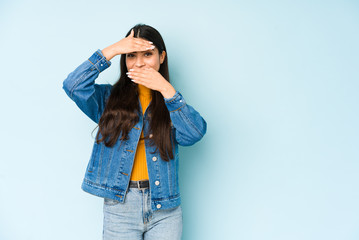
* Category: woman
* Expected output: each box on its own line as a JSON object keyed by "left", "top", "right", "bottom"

{"left": 62, "top": 23, "right": 207, "bottom": 239}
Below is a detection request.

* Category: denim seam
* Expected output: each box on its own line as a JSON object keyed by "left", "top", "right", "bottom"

{"left": 83, "top": 179, "right": 126, "bottom": 193}
{"left": 93, "top": 51, "right": 111, "bottom": 72}
{"left": 88, "top": 57, "right": 101, "bottom": 73}
{"left": 89, "top": 143, "right": 101, "bottom": 172}
{"left": 104, "top": 147, "right": 115, "bottom": 184}
{"left": 88, "top": 58, "right": 95, "bottom": 66}
{"left": 167, "top": 160, "right": 172, "bottom": 196}
{"left": 69, "top": 68, "right": 93, "bottom": 99}
{"left": 91, "top": 94, "right": 100, "bottom": 109}
{"left": 96, "top": 49, "right": 111, "bottom": 67}
{"left": 151, "top": 193, "right": 180, "bottom": 201}
{"left": 169, "top": 103, "right": 186, "bottom": 113}
{"left": 96, "top": 143, "right": 105, "bottom": 183}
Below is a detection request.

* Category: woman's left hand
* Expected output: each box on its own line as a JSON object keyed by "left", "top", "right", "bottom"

{"left": 127, "top": 67, "right": 176, "bottom": 98}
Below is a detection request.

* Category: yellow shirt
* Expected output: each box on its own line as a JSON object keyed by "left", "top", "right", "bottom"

{"left": 130, "top": 84, "right": 152, "bottom": 181}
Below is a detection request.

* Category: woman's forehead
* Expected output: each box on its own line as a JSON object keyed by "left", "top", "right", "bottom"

{"left": 128, "top": 48, "right": 158, "bottom": 54}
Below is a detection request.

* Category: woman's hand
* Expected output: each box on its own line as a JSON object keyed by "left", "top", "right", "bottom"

{"left": 127, "top": 67, "right": 176, "bottom": 98}
{"left": 101, "top": 29, "right": 155, "bottom": 61}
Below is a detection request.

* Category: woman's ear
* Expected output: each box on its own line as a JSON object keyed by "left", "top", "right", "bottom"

{"left": 160, "top": 51, "right": 166, "bottom": 64}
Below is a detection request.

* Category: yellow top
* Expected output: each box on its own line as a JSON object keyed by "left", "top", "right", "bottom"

{"left": 130, "top": 84, "right": 152, "bottom": 181}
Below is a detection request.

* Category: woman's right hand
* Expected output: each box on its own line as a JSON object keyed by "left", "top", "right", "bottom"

{"left": 101, "top": 29, "right": 155, "bottom": 61}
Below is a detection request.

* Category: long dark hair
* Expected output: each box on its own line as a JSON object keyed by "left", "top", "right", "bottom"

{"left": 93, "top": 23, "right": 174, "bottom": 161}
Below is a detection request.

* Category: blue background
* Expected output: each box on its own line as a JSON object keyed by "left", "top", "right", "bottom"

{"left": 0, "top": 0, "right": 358, "bottom": 239}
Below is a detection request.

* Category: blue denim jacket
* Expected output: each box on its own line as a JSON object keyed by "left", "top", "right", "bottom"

{"left": 62, "top": 49, "right": 207, "bottom": 211}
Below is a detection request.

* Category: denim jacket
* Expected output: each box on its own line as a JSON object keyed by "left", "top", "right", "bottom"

{"left": 62, "top": 49, "right": 207, "bottom": 211}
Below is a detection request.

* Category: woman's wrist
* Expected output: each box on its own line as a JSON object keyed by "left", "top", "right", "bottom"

{"left": 160, "top": 83, "right": 176, "bottom": 99}
{"left": 101, "top": 45, "right": 117, "bottom": 61}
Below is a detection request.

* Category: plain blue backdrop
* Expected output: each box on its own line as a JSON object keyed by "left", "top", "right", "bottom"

{"left": 0, "top": 0, "right": 358, "bottom": 239}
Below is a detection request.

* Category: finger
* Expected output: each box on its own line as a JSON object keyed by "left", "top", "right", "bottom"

{"left": 131, "top": 77, "right": 148, "bottom": 86}
{"left": 140, "top": 67, "right": 155, "bottom": 74}
{"left": 128, "top": 67, "right": 151, "bottom": 72}
{"left": 129, "top": 29, "right": 134, "bottom": 38}
{"left": 133, "top": 66, "right": 152, "bottom": 71}
{"left": 133, "top": 37, "right": 153, "bottom": 46}
{"left": 134, "top": 44, "right": 155, "bottom": 52}
{"left": 133, "top": 68, "right": 153, "bottom": 75}
{"left": 134, "top": 40, "right": 154, "bottom": 50}
{"left": 126, "top": 71, "right": 147, "bottom": 79}
{"left": 134, "top": 38, "right": 153, "bottom": 46}
{"left": 130, "top": 71, "right": 151, "bottom": 82}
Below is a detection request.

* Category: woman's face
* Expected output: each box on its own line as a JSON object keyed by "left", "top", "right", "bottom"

{"left": 125, "top": 39, "right": 166, "bottom": 71}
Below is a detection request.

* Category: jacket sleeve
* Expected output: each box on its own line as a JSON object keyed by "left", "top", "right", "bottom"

{"left": 62, "top": 49, "right": 112, "bottom": 124}
{"left": 164, "top": 91, "right": 207, "bottom": 146}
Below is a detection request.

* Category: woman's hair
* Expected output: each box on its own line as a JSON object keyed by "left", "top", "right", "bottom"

{"left": 93, "top": 23, "right": 174, "bottom": 162}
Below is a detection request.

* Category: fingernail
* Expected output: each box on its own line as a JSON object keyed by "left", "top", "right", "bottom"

{"left": 129, "top": 69, "right": 134, "bottom": 71}
{"left": 148, "top": 41, "right": 153, "bottom": 44}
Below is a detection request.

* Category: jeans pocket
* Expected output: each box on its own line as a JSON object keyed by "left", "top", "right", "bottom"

{"left": 104, "top": 197, "right": 120, "bottom": 206}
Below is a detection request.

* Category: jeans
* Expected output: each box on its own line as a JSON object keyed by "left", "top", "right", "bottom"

{"left": 102, "top": 187, "right": 183, "bottom": 240}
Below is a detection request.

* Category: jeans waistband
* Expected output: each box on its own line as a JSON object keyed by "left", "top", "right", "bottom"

{"left": 129, "top": 180, "right": 149, "bottom": 189}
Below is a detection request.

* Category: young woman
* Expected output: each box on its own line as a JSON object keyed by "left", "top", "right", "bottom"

{"left": 62, "top": 23, "right": 207, "bottom": 239}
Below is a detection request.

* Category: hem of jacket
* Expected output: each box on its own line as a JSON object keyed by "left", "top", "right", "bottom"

{"left": 81, "top": 179, "right": 181, "bottom": 211}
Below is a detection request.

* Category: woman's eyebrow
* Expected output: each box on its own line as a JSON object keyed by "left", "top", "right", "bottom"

{"left": 129, "top": 49, "right": 155, "bottom": 54}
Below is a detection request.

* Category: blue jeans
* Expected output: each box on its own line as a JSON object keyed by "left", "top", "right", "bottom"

{"left": 102, "top": 187, "right": 183, "bottom": 239}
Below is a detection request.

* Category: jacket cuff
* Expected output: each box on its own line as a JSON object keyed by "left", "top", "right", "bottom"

{"left": 87, "top": 49, "right": 112, "bottom": 73}
{"left": 164, "top": 91, "right": 186, "bottom": 112}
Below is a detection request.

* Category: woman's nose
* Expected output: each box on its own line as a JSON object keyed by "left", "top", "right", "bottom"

{"left": 135, "top": 57, "right": 145, "bottom": 67}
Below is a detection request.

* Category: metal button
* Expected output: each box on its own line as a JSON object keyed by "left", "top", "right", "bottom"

{"left": 100, "top": 64, "right": 103, "bottom": 66}
{"left": 152, "top": 156, "right": 157, "bottom": 161}
{"left": 149, "top": 134, "right": 153, "bottom": 138}
{"left": 180, "top": 100, "right": 183, "bottom": 102}
{"left": 156, "top": 204, "right": 161, "bottom": 209}
{"left": 155, "top": 180, "right": 160, "bottom": 185}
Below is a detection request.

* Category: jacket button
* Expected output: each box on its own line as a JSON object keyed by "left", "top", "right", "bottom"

{"left": 155, "top": 180, "right": 160, "bottom": 185}
{"left": 149, "top": 134, "right": 153, "bottom": 138}
{"left": 156, "top": 204, "right": 161, "bottom": 209}
{"left": 152, "top": 156, "right": 157, "bottom": 161}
